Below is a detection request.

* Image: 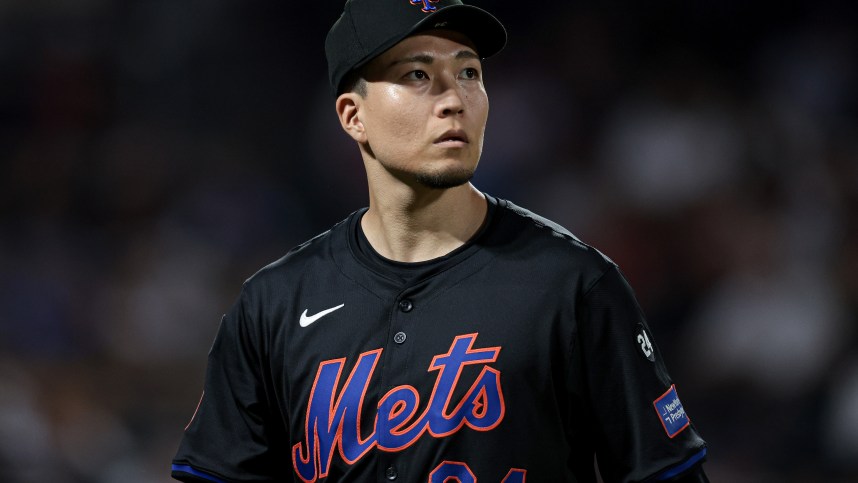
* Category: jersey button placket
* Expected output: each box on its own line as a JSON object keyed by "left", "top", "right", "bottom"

{"left": 394, "top": 299, "right": 412, "bottom": 345}
{"left": 381, "top": 298, "right": 410, "bottom": 481}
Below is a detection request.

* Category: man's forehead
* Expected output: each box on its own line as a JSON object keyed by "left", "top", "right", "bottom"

{"left": 375, "top": 30, "right": 479, "bottom": 65}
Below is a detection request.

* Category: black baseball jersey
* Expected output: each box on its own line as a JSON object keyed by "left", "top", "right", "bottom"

{"left": 172, "top": 194, "right": 707, "bottom": 482}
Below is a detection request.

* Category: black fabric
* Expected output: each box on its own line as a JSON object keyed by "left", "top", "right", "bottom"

{"left": 172, "top": 194, "right": 707, "bottom": 482}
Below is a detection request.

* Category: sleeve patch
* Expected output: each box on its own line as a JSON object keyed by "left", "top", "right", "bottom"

{"left": 635, "top": 323, "right": 656, "bottom": 362}
{"left": 653, "top": 385, "right": 690, "bottom": 438}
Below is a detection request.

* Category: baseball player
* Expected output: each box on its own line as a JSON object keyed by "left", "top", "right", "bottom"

{"left": 171, "top": 0, "right": 709, "bottom": 481}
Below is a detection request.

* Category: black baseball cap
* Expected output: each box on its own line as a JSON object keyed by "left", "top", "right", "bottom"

{"left": 325, "top": 0, "right": 507, "bottom": 96}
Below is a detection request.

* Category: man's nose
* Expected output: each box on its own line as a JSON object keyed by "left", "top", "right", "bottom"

{"left": 434, "top": 81, "right": 465, "bottom": 117}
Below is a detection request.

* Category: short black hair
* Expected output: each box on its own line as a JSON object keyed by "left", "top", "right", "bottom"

{"left": 338, "top": 69, "right": 367, "bottom": 97}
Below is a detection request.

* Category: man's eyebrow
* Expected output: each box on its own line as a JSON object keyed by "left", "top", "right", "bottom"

{"left": 388, "top": 50, "right": 480, "bottom": 67}
{"left": 389, "top": 54, "right": 434, "bottom": 67}
{"left": 455, "top": 50, "right": 480, "bottom": 61}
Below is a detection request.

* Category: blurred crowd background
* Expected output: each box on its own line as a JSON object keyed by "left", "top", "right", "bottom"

{"left": 1, "top": 1, "right": 856, "bottom": 481}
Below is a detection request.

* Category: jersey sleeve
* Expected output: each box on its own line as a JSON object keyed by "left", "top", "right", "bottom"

{"left": 171, "top": 288, "right": 288, "bottom": 483}
{"left": 573, "top": 265, "right": 707, "bottom": 482}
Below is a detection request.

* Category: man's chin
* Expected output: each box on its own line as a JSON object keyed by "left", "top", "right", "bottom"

{"left": 415, "top": 167, "right": 475, "bottom": 190}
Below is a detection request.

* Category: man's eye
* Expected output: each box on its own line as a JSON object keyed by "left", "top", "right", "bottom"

{"left": 461, "top": 68, "right": 480, "bottom": 80}
{"left": 405, "top": 70, "right": 429, "bottom": 80}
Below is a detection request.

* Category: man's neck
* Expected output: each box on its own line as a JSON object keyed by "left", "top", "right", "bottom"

{"left": 361, "top": 183, "right": 487, "bottom": 263}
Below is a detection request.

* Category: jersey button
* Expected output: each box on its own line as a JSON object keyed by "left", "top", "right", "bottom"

{"left": 385, "top": 465, "right": 398, "bottom": 480}
{"left": 393, "top": 331, "right": 407, "bottom": 344}
{"left": 398, "top": 299, "right": 413, "bottom": 312}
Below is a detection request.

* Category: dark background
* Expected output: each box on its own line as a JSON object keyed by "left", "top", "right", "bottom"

{"left": 1, "top": 1, "right": 857, "bottom": 481}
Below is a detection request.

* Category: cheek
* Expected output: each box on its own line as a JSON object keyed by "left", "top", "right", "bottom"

{"left": 473, "top": 89, "right": 489, "bottom": 121}
{"left": 367, "top": 87, "right": 422, "bottom": 138}
{"left": 469, "top": 90, "right": 490, "bottom": 145}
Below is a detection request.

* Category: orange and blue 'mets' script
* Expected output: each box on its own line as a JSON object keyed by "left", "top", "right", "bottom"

{"left": 291, "top": 333, "right": 506, "bottom": 481}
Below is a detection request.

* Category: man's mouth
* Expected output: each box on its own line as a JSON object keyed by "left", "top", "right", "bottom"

{"left": 434, "top": 129, "right": 469, "bottom": 145}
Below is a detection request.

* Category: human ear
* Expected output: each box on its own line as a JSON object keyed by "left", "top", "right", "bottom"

{"left": 335, "top": 93, "right": 366, "bottom": 143}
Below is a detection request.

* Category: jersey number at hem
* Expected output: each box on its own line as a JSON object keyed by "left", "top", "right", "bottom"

{"left": 430, "top": 461, "right": 526, "bottom": 482}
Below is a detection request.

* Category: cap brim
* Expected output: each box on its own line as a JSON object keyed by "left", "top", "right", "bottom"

{"left": 410, "top": 5, "right": 507, "bottom": 59}
{"left": 350, "top": 4, "right": 506, "bottom": 74}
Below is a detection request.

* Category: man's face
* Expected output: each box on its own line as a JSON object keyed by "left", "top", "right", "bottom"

{"left": 356, "top": 30, "right": 489, "bottom": 189}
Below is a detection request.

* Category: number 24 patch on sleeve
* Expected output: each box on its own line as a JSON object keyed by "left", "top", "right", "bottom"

{"left": 653, "top": 385, "right": 690, "bottom": 438}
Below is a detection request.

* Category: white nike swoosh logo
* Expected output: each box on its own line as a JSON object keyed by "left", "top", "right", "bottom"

{"left": 299, "top": 303, "right": 345, "bottom": 327}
